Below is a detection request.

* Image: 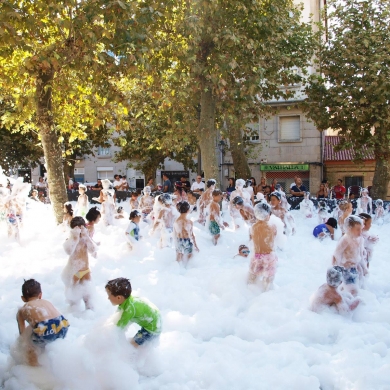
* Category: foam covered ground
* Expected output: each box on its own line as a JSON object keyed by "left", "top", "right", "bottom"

{"left": 1, "top": 201, "right": 390, "bottom": 390}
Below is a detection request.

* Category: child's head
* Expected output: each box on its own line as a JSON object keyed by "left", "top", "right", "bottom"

{"left": 21, "top": 279, "right": 42, "bottom": 301}
{"left": 187, "top": 191, "right": 199, "bottom": 205}
{"left": 144, "top": 186, "right": 151, "bottom": 195}
{"left": 339, "top": 200, "right": 352, "bottom": 213}
{"left": 160, "top": 193, "right": 173, "bottom": 206}
{"left": 212, "top": 189, "right": 223, "bottom": 202}
{"left": 238, "top": 244, "right": 250, "bottom": 258}
{"left": 344, "top": 215, "right": 363, "bottom": 237}
{"left": 235, "top": 179, "right": 245, "bottom": 188}
{"left": 361, "top": 188, "right": 369, "bottom": 197}
{"left": 177, "top": 201, "right": 190, "bottom": 214}
{"left": 326, "top": 217, "right": 338, "bottom": 229}
{"left": 129, "top": 210, "right": 142, "bottom": 223}
{"left": 254, "top": 201, "right": 271, "bottom": 221}
{"left": 358, "top": 212, "right": 372, "bottom": 231}
{"left": 269, "top": 191, "right": 281, "bottom": 207}
{"left": 304, "top": 192, "right": 311, "bottom": 199}
{"left": 326, "top": 266, "right": 343, "bottom": 288}
{"left": 206, "top": 179, "right": 216, "bottom": 189}
{"left": 79, "top": 184, "right": 86, "bottom": 193}
{"left": 275, "top": 183, "right": 282, "bottom": 191}
{"left": 376, "top": 199, "right": 383, "bottom": 207}
{"left": 70, "top": 216, "right": 86, "bottom": 229}
{"left": 32, "top": 189, "right": 38, "bottom": 196}
{"left": 105, "top": 277, "right": 132, "bottom": 305}
{"left": 64, "top": 202, "right": 73, "bottom": 216}
{"left": 131, "top": 191, "right": 138, "bottom": 199}
{"left": 86, "top": 207, "right": 101, "bottom": 224}
{"left": 232, "top": 196, "right": 244, "bottom": 208}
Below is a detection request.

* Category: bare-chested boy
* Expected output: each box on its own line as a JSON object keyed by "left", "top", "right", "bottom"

{"left": 62, "top": 216, "right": 97, "bottom": 310}
{"left": 332, "top": 215, "right": 367, "bottom": 294}
{"left": 232, "top": 196, "right": 256, "bottom": 225}
{"left": 338, "top": 200, "right": 352, "bottom": 235}
{"left": 311, "top": 266, "right": 360, "bottom": 314}
{"left": 139, "top": 186, "right": 154, "bottom": 222}
{"left": 173, "top": 201, "right": 199, "bottom": 263}
{"left": 152, "top": 193, "right": 176, "bottom": 248}
{"left": 16, "top": 279, "right": 69, "bottom": 366}
{"left": 198, "top": 179, "right": 216, "bottom": 225}
{"left": 248, "top": 201, "right": 277, "bottom": 291}
{"left": 230, "top": 179, "right": 251, "bottom": 229}
{"left": 209, "top": 189, "right": 229, "bottom": 245}
{"left": 269, "top": 192, "right": 296, "bottom": 235}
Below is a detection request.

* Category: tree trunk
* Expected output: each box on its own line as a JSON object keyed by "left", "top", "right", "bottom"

{"left": 371, "top": 129, "right": 390, "bottom": 200}
{"left": 197, "top": 146, "right": 202, "bottom": 176}
{"left": 228, "top": 125, "right": 251, "bottom": 179}
{"left": 198, "top": 87, "right": 219, "bottom": 183}
{"left": 36, "top": 69, "right": 67, "bottom": 224}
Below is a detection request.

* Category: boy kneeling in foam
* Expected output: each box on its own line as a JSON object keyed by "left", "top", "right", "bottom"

{"left": 16, "top": 279, "right": 69, "bottom": 366}
{"left": 106, "top": 278, "right": 161, "bottom": 347}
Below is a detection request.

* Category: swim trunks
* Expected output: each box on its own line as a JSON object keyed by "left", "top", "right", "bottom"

{"left": 176, "top": 237, "right": 193, "bottom": 254}
{"left": 209, "top": 220, "right": 220, "bottom": 236}
{"left": 249, "top": 252, "right": 278, "bottom": 278}
{"left": 133, "top": 327, "right": 159, "bottom": 346}
{"left": 343, "top": 267, "right": 358, "bottom": 284}
{"left": 31, "top": 315, "right": 69, "bottom": 346}
{"left": 313, "top": 224, "right": 330, "bottom": 238}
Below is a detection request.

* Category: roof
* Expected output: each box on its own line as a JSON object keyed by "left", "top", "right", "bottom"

{"left": 324, "top": 136, "right": 375, "bottom": 161}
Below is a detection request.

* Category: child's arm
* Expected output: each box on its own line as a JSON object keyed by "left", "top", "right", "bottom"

{"left": 16, "top": 308, "right": 26, "bottom": 335}
{"left": 63, "top": 227, "right": 81, "bottom": 255}
{"left": 81, "top": 226, "right": 97, "bottom": 257}
{"left": 285, "top": 211, "right": 296, "bottom": 234}
{"left": 152, "top": 210, "right": 164, "bottom": 232}
{"left": 332, "top": 237, "right": 348, "bottom": 265}
{"left": 190, "top": 222, "right": 199, "bottom": 251}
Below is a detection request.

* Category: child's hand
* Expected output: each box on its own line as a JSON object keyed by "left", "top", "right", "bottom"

{"left": 223, "top": 222, "right": 229, "bottom": 227}
{"left": 195, "top": 246, "right": 200, "bottom": 252}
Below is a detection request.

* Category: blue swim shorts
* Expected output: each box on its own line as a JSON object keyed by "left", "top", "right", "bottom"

{"left": 31, "top": 315, "right": 69, "bottom": 346}
{"left": 133, "top": 327, "right": 159, "bottom": 346}
{"left": 176, "top": 238, "right": 193, "bottom": 254}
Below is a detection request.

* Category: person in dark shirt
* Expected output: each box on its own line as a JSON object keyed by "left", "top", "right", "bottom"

{"left": 290, "top": 177, "right": 306, "bottom": 197}
{"left": 91, "top": 179, "right": 103, "bottom": 191}
{"left": 162, "top": 174, "right": 172, "bottom": 193}
{"left": 180, "top": 176, "right": 191, "bottom": 192}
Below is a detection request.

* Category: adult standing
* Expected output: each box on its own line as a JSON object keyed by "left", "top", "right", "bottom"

{"left": 290, "top": 177, "right": 306, "bottom": 197}
{"left": 146, "top": 177, "right": 156, "bottom": 192}
{"left": 180, "top": 175, "right": 191, "bottom": 192}
{"left": 66, "top": 175, "right": 74, "bottom": 190}
{"left": 36, "top": 176, "right": 47, "bottom": 190}
{"left": 256, "top": 177, "right": 267, "bottom": 194}
{"left": 162, "top": 174, "right": 172, "bottom": 193}
{"left": 113, "top": 174, "right": 124, "bottom": 191}
{"left": 333, "top": 179, "right": 346, "bottom": 199}
{"left": 226, "top": 178, "right": 236, "bottom": 194}
{"left": 191, "top": 175, "right": 205, "bottom": 193}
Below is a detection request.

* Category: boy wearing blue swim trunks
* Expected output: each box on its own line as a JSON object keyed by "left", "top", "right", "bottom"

{"left": 173, "top": 201, "right": 199, "bottom": 263}
{"left": 209, "top": 190, "right": 229, "bottom": 245}
{"left": 106, "top": 278, "right": 162, "bottom": 348}
{"left": 16, "top": 279, "right": 69, "bottom": 366}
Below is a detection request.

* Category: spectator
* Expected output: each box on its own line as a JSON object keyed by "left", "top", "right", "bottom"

{"left": 162, "top": 174, "right": 172, "bottom": 193}
{"left": 333, "top": 179, "right": 346, "bottom": 200}
{"left": 257, "top": 177, "right": 267, "bottom": 194}
{"left": 113, "top": 175, "right": 123, "bottom": 191}
{"left": 249, "top": 177, "right": 257, "bottom": 188}
{"left": 92, "top": 179, "right": 103, "bottom": 191}
{"left": 226, "top": 178, "right": 236, "bottom": 194}
{"left": 191, "top": 175, "right": 205, "bottom": 193}
{"left": 317, "top": 183, "right": 329, "bottom": 199}
{"left": 36, "top": 176, "right": 47, "bottom": 190}
{"left": 146, "top": 177, "right": 156, "bottom": 192}
{"left": 66, "top": 175, "right": 74, "bottom": 191}
{"left": 270, "top": 179, "right": 278, "bottom": 192}
{"left": 180, "top": 176, "right": 191, "bottom": 192}
{"left": 290, "top": 177, "right": 306, "bottom": 197}
{"left": 30, "top": 189, "right": 39, "bottom": 202}
{"left": 290, "top": 176, "right": 299, "bottom": 190}
{"left": 174, "top": 182, "right": 188, "bottom": 203}
{"left": 121, "top": 176, "right": 129, "bottom": 191}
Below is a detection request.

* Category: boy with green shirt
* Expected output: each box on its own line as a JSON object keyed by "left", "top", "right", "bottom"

{"left": 105, "top": 278, "right": 161, "bottom": 347}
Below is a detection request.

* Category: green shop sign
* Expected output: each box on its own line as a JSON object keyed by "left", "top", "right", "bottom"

{"left": 260, "top": 164, "right": 309, "bottom": 171}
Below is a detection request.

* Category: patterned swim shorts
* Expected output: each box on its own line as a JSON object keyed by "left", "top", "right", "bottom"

{"left": 176, "top": 238, "right": 193, "bottom": 254}
{"left": 209, "top": 220, "right": 220, "bottom": 236}
{"left": 249, "top": 252, "right": 278, "bottom": 278}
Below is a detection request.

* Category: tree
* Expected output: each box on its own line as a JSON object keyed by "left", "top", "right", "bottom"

{"left": 304, "top": 0, "right": 390, "bottom": 199}
{"left": 0, "top": 0, "right": 165, "bottom": 223}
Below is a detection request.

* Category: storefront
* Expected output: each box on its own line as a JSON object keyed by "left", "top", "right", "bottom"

{"left": 260, "top": 163, "right": 311, "bottom": 192}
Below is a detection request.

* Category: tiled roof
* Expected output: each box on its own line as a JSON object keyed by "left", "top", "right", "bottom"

{"left": 324, "top": 136, "right": 375, "bottom": 161}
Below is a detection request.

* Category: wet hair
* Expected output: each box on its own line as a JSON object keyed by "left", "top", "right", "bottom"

{"left": 206, "top": 179, "right": 216, "bottom": 188}
{"left": 86, "top": 207, "right": 101, "bottom": 222}
{"left": 79, "top": 184, "right": 87, "bottom": 190}
{"left": 338, "top": 200, "right": 351, "bottom": 212}
{"left": 337, "top": 179, "right": 343, "bottom": 183}
{"left": 212, "top": 189, "right": 222, "bottom": 197}
{"left": 358, "top": 212, "right": 372, "bottom": 221}
{"left": 318, "top": 200, "right": 327, "bottom": 210}
{"left": 232, "top": 196, "right": 244, "bottom": 205}
{"left": 70, "top": 216, "right": 86, "bottom": 229}
{"left": 22, "top": 279, "right": 42, "bottom": 299}
{"left": 188, "top": 191, "right": 200, "bottom": 200}
{"left": 375, "top": 199, "right": 383, "bottom": 207}
{"left": 345, "top": 215, "right": 363, "bottom": 232}
{"left": 129, "top": 210, "right": 141, "bottom": 220}
{"left": 254, "top": 201, "right": 271, "bottom": 221}
{"left": 342, "top": 267, "right": 359, "bottom": 285}
{"left": 131, "top": 191, "right": 138, "bottom": 197}
{"left": 326, "top": 266, "right": 344, "bottom": 287}
{"left": 177, "top": 201, "right": 190, "bottom": 213}
{"left": 143, "top": 186, "right": 151, "bottom": 193}
{"left": 326, "top": 217, "right": 338, "bottom": 229}
{"left": 117, "top": 206, "right": 123, "bottom": 213}
{"left": 275, "top": 184, "right": 282, "bottom": 191}
{"left": 160, "top": 193, "right": 173, "bottom": 205}
{"left": 270, "top": 191, "right": 281, "bottom": 201}
{"left": 238, "top": 244, "right": 249, "bottom": 252}
{"left": 64, "top": 203, "right": 73, "bottom": 217}
{"left": 106, "top": 278, "right": 132, "bottom": 298}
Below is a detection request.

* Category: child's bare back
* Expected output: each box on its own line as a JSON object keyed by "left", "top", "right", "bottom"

{"left": 18, "top": 299, "right": 61, "bottom": 329}
{"left": 251, "top": 221, "right": 276, "bottom": 254}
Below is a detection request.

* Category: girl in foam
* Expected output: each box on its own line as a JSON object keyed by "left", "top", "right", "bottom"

{"left": 229, "top": 179, "right": 251, "bottom": 229}
{"left": 373, "top": 199, "right": 385, "bottom": 225}
{"left": 93, "top": 179, "right": 116, "bottom": 226}
{"left": 274, "top": 184, "right": 290, "bottom": 211}
{"left": 75, "top": 184, "right": 89, "bottom": 218}
{"left": 359, "top": 213, "right": 378, "bottom": 268}
{"left": 317, "top": 200, "right": 329, "bottom": 224}
{"left": 198, "top": 179, "right": 216, "bottom": 225}
{"left": 63, "top": 202, "right": 73, "bottom": 230}
{"left": 300, "top": 192, "right": 314, "bottom": 218}
{"left": 151, "top": 193, "right": 176, "bottom": 248}
{"left": 356, "top": 188, "right": 372, "bottom": 215}
{"left": 269, "top": 191, "right": 296, "bottom": 235}
{"left": 338, "top": 200, "right": 353, "bottom": 235}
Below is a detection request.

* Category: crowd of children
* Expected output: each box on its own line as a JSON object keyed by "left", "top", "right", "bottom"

{"left": 1, "top": 171, "right": 385, "bottom": 368}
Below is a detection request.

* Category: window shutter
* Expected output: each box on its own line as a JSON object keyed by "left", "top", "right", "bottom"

{"left": 279, "top": 116, "right": 301, "bottom": 141}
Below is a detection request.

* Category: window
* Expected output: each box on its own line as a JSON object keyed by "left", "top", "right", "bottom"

{"left": 278, "top": 115, "right": 301, "bottom": 142}
{"left": 97, "top": 167, "right": 114, "bottom": 180}
{"left": 97, "top": 146, "right": 111, "bottom": 156}
{"left": 345, "top": 176, "right": 363, "bottom": 188}
{"left": 74, "top": 168, "right": 85, "bottom": 183}
{"left": 243, "top": 122, "right": 260, "bottom": 142}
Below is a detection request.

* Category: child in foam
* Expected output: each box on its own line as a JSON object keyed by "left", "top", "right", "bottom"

{"left": 129, "top": 191, "right": 139, "bottom": 211}
{"left": 125, "top": 210, "right": 142, "bottom": 250}
{"left": 106, "top": 278, "right": 161, "bottom": 348}
{"left": 229, "top": 179, "right": 251, "bottom": 229}
{"left": 15, "top": 279, "right": 69, "bottom": 366}
{"left": 63, "top": 202, "right": 73, "bottom": 228}
{"left": 248, "top": 201, "right": 277, "bottom": 291}
{"left": 338, "top": 200, "right": 353, "bottom": 235}
{"left": 317, "top": 200, "right": 329, "bottom": 224}
{"left": 151, "top": 193, "right": 176, "bottom": 248}
{"left": 208, "top": 189, "right": 229, "bottom": 246}
{"left": 233, "top": 244, "right": 250, "bottom": 259}
{"left": 232, "top": 196, "right": 256, "bottom": 226}
{"left": 313, "top": 217, "right": 338, "bottom": 240}
{"left": 92, "top": 179, "right": 116, "bottom": 226}
{"left": 310, "top": 266, "right": 360, "bottom": 314}
{"left": 269, "top": 191, "right": 296, "bottom": 235}
{"left": 373, "top": 199, "right": 385, "bottom": 224}
{"left": 198, "top": 179, "right": 216, "bottom": 225}
{"left": 75, "top": 184, "right": 89, "bottom": 218}
{"left": 62, "top": 217, "right": 97, "bottom": 310}
{"left": 357, "top": 188, "right": 372, "bottom": 215}
{"left": 274, "top": 184, "right": 290, "bottom": 211}
{"left": 85, "top": 206, "right": 101, "bottom": 243}
{"left": 173, "top": 201, "right": 199, "bottom": 263}
{"left": 332, "top": 215, "right": 367, "bottom": 293}
{"left": 139, "top": 186, "right": 154, "bottom": 222}
{"left": 359, "top": 213, "right": 378, "bottom": 268}
{"left": 300, "top": 192, "right": 314, "bottom": 218}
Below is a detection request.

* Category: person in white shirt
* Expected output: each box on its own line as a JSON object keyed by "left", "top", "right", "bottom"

{"left": 191, "top": 176, "right": 205, "bottom": 193}
{"left": 36, "top": 177, "right": 47, "bottom": 189}
{"left": 113, "top": 175, "right": 124, "bottom": 191}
